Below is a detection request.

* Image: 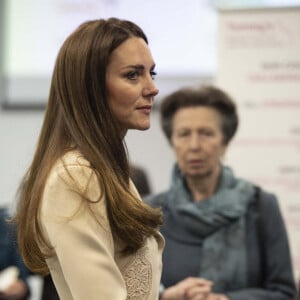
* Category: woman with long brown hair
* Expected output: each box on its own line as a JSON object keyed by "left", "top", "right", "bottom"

{"left": 15, "top": 18, "right": 164, "bottom": 299}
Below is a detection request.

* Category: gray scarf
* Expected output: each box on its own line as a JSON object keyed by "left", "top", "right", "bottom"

{"left": 165, "top": 165, "right": 255, "bottom": 292}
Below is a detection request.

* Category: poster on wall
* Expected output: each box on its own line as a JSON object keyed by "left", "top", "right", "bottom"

{"left": 216, "top": 7, "right": 300, "bottom": 280}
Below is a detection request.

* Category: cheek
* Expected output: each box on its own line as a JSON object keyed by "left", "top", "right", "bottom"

{"left": 173, "top": 145, "right": 186, "bottom": 162}
{"left": 109, "top": 85, "right": 138, "bottom": 110}
{"left": 107, "top": 82, "right": 122, "bottom": 105}
{"left": 211, "top": 143, "right": 226, "bottom": 159}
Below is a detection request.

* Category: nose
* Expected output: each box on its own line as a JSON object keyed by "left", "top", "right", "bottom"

{"left": 143, "top": 77, "right": 159, "bottom": 98}
{"left": 189, "top": 133, "right": 202, "bottom": 151}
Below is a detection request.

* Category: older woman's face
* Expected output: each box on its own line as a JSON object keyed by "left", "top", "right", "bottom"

{"left": 171, "top": 106, "right": 226, "bottom": 179}
{"left": 106, "top": 37, "right": 159, "bottom": 136}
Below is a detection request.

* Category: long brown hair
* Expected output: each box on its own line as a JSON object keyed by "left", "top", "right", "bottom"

{"left": 15, "top": 18, "right": 162, "bottom": 275}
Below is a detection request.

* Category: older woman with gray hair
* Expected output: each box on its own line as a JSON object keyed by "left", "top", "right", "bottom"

{"left": 146, "top": 85, "right": 296, "bottom": 300}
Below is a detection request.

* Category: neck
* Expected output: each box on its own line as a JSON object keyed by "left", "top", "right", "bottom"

{"left": 185, "top": 164, "right": 221, "bottom": 202}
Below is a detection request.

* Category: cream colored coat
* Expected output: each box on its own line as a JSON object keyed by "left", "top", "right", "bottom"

{"left": 40, "top": 151, "right": 164, "bottom": 300}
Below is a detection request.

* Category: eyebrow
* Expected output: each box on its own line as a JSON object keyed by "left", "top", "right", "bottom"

{"left": 121, "top": 64, "right": 156, "bottom": 71}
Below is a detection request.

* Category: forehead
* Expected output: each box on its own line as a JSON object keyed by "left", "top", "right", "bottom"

{"left": 172, "top": 106, "right": 222, "bottom": 129}
{"left": 109, "top": 37, "right": 154, "bottom": 67}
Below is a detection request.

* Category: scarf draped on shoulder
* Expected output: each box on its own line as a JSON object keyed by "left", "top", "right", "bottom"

{"left": 163, "top": 164, "right": 255, "bottom": 292}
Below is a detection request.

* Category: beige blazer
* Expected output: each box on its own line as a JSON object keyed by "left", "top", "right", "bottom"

{"left": 40, "top": 151, "right": 164, "bottom": 300}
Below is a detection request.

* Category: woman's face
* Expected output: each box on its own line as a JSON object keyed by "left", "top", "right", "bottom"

{"left": 106, "top": 37, "right": 159, "bottom": 136}
{"left": 171, "top": 106, "right": 227, "bottom": 179}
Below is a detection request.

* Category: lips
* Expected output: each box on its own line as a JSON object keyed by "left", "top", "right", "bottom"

{"left": 188, "top": 159, "right": 204, "bottom": 167}
{"left": 136, "top": 105, "right": 152, "bottom": 114}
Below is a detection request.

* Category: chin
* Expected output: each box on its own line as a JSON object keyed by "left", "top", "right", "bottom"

{"left": 134, "top": 121, "right": 151, "bottom": 131}
{"left": 188, "top": 169, "right": 211, "bottom": 178}
{"left": 137, "top": 125, "right": 151, "bottom": 131}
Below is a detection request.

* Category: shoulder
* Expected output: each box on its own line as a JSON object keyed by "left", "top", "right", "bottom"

{"left": 41, "top": 152, "right": 110, "bottom": 245}
{"left": 252, "top": 186, "right": 288, "bottom": 238}
{"left": 256, "top": 186, "right": 277, "bottom": 201}
{"left": 254, "top": 186, "right": 280, "bottom": 214}
{"left": 53, "top": 150, "right": 92, "bottom": 180}
{"left": 47, "top": 150, "right": 99, "bottom": 197}
{"left": 42, "top": 151, "right": 102, "bottom": 216}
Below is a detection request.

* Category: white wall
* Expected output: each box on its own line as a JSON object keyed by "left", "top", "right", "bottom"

{"left": 0, "top": 110, "right": 43, "bottom": 208}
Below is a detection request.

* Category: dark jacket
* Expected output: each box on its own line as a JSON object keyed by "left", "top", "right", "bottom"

{"left": 0, "top": 207, "right": 30, "bottom": 299}
{"left": 147, "top": 186, "right": 296, "bottom": 300}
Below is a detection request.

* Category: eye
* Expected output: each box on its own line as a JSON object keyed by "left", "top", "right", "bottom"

{"left": 150, "top": 70, "right": 157, "bottom": 80}
{"left": 176, "top": 130, "right": 190, "bottom": 138}
{"left": 200, "top": 129, "right": 214, "bottom": 137}
{"left": 204, "top": 130, "right": 213, "bottom": 136}
{"left": 126, "top": 71, "right": 139, "bottom": 80}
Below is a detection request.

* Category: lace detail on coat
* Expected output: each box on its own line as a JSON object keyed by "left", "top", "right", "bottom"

{"left": 122, "top": 246, "right": 152, "bottom": 300}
